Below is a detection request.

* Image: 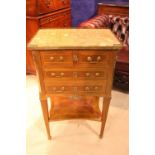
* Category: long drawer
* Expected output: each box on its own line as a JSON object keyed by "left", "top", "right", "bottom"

{"left": 44, "top": 81, "right": 107, "bottom": 96}
{"left": 43, "top": 68, "right": 107, "bottom": 80}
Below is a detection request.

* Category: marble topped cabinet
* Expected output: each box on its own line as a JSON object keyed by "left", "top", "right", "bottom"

{"left": 28, "top": 29, "right": 122, "bottom": 139}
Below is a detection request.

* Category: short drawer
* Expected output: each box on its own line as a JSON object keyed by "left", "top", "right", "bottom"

{"left": 46, "top": 85, "right": 105, "bottom": 93}
{"left": 40, "top": 51, "right": 73, "bottom": 68}
{"left": 77, "top": 50, "right": 110, "bottom": 67}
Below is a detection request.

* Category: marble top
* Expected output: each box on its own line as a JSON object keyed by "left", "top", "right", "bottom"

{"left": 28, "top": 29, "right": 122, "bottom": 50}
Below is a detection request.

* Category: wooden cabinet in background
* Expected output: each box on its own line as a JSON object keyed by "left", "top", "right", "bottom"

{"left": 26, "top": 0, "right": 71, "bottom": 74}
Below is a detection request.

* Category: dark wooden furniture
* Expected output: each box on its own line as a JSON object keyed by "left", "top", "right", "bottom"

{"left": 26, "top": 0, "right": 71, "bottom": 74}
{"left": 28, "top": 29, "right": 122, "bottom": 139}
{"left": 97, "top": 2, "right": 129, "bottom": 16}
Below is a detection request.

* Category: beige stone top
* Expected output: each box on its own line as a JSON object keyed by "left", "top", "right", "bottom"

{"left": 28, "top": 29, "right": 122, "bottom": 50}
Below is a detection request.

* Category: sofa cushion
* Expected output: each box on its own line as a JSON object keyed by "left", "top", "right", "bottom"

{"left": 108, "top": 15, "right": 129, "bottom": 47}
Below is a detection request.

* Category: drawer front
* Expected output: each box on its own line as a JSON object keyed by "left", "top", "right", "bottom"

{"left": 44, "top": 70, "right": 107, "bottom": 80}
{"left": 39, "top": 10, "right": 71, "bottom": 28}
{"left": 77, "top": 51, "right": 109, "bottom": 67}
{"left": 40, "top": 51, "right": 73, "bottom": 68}
{"left": 45, "top": 82, "right": 107, "bottom": 96}
{"left": 38, "top": 0, "right": 70, "bottom": 15}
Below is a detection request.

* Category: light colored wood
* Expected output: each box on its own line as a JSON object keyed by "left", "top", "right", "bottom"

{"left": 28, "top": 29, "right": 122, "bottom": 139}
{"left": 49, "top": 96, "right": 101, "bottom": 121}
{"left": 44, "top": 80, "right": 107, "bottom": 96}
{"left": 32, "top": 52, "right": 46, "bottom": 93}
{"left": 39, "top": 94, "right": 51, "bottom": 140}
{"left": 28, "top": 29, "right": 122, "bottom": 50}
{"left": 100, "top": 97, "right": 111, "bottom": 138}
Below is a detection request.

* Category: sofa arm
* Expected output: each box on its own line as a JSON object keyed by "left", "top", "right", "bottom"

{"left": 79, "top": 14, "right": 110, "bottom": 28}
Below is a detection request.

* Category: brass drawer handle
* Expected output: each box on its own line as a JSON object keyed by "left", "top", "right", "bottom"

{"left": 95, "top": 72, "right": 100, "bottom": 77}
{"left": 85, "top": 72, "right": 90, "bottom": 77}
{"left": 59, "top": 56, "right": 64, "bottom": 61}
{"left": 51, "top": 72, "right": 64, "bottom": 77}
{"left": 50, "top": 56, "right": 54, "bottom": 61}
{"left": 87, "top": 56, "right": 102, "bottom": 63}
{"left": 60, "top": 72, "right": 64, "bottom": 76}
{"left": 52, "top": 87, "right": 65, "bottom": 92}
{"left": 87, "top": 56, "right": 97, "bottom": 63}
{"left": 51, "top": 72, "right": 56, "bottom": 76}
{"left": 87, "top": 56, "right": 92, "bottom": 62}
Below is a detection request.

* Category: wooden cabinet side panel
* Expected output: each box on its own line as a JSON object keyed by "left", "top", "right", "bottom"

{"left": 105, "top": 51, "right": 117, "bottom": 97}
{"left": 32, "top": 51, "right": 46, "bottom": 94}
{"left": 26, "top": 18, "right": 39, "bottom": 74}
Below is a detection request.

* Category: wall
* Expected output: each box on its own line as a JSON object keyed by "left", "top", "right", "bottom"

{"left": 71, "top": 0, "right": 129, "bottom": 27}
{"left": 71, "top": 0, "right": 97, "bottom": 27}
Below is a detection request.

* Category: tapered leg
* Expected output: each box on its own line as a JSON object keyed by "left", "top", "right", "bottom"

{"left": 40, "top": 97, "right": 51, "bottom": 140}
{"left": 100, "top": 97, "right": 111, "bottom": 138}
